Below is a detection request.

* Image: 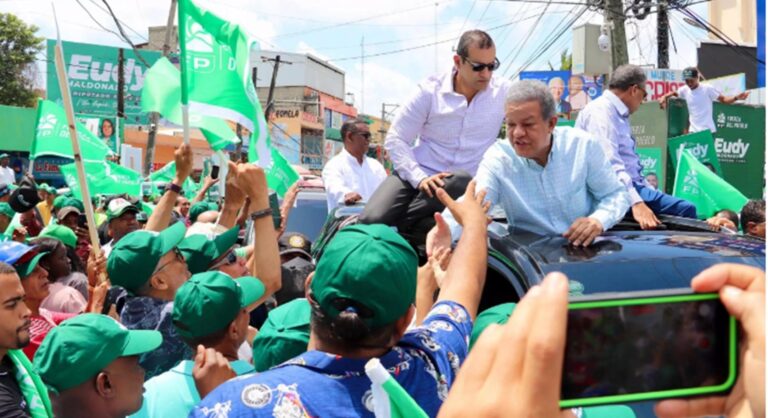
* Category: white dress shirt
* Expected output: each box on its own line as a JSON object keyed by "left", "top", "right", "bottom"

{"left": 385, "top": 70, "right": 511, "bottom": 188}
{"left": 444, "top": 127, "right": 630, "bottom": 240}
{"left": 0, "top": 166, "right": 15, "bottom": 185}
{"left": 322, "top": 148, "right": 387, "bottom": 211}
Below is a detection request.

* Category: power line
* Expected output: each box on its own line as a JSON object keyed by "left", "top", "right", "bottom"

{"left": 500, "top": 0, "right": 552, "bottom": 76}
{"left": 326, "top": 11, "right": 558, "bottom": 62}
{"left": 677, "top": 7, "right": 765, "bottom": 65}
{"left": 99, "top": 0, "right": 151, "bottom": 67}
{"left": 458, "top": 0, "right": 480, "bottom": 35}
{"left": 73, "top": 0, "right": 124, "bottom": 41}
{"left": 273, "top": 1, "right": 452, "bottom": 39}
{"left": 84, "top": 0, "right": 148, "bottom": 42}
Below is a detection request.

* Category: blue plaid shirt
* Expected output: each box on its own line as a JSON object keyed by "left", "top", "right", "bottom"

{"left": 191, "top": 301, "right": 473, "bottom": 418}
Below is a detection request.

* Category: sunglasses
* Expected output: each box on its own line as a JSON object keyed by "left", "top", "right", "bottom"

{"left": 354, "top": 132, "right": 372, "bottom": 140}
{"left": 636, "top": 84, "right": 648, "bottom": 99}
{"left": 153, "top": 248, "right": 185, "bottom": 275}
{"left": 461, "top": 56, "right": 501, "bottom": 72}
{"left": 210, "top": 249, "right": 238, "bottom": 270}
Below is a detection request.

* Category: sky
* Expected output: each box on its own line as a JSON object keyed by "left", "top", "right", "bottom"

{"left": 2, "top": 0, "right": 711, "bottom": 117}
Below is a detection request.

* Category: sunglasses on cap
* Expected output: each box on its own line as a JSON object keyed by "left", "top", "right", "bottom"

{"left": 209, "top": 248, "right": 239, "bottom": 270}
{"left": 461, "top": 56, "right": 501, "bottom": 72}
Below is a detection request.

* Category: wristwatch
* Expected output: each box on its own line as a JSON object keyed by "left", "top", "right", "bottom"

{"left": 165, "top": 182, "right": 182, "bottom": 195}
{"left": 250, "top": 208, "right": 273, "bottom": 220}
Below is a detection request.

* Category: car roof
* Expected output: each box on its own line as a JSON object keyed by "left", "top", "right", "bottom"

{"left": 488, "top": 225, "right": 765, "bottom": 295}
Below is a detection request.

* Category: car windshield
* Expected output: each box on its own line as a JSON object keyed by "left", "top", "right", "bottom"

{"left": 284, "top": 192, "right": 328, "bottom": 242}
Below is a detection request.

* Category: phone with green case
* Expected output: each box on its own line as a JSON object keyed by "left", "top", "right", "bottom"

{"left": 560, "top": 290, "right": 737, "bottom": 408}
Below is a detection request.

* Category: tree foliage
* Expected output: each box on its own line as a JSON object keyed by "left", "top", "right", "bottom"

{"left": 0, "top": 13, "right": 44, "bottom": 107}
{"left": 560, "top": 50, "right": 573, "bottom": 71}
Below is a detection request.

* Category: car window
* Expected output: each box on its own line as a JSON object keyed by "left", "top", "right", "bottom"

{"left": 284, "top": 196, "right": 328, "bottom": 242}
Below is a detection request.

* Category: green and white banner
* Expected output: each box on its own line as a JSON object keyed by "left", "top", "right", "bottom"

{"left": 668, "top": 130, "right": 723, "bottom": 177}
{"left": 673, "top": 149, "right": 748, "bottom": 218}
{"left": 60, "top": 160, "right": 143, "bottom": 199}
{"left": 32, "top": 99, "right": 114, "bottom": 161}
{"left": 46, "top": 40, "right": 161, "bottom": 125}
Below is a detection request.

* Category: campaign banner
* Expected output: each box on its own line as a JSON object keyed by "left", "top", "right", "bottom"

{"left": 644, "top": 68, "right": 685, "bottom": 102}
{"left": 31, "top": 156, "right": 73, "bottom": 181}
{"left": 630, "top": 103, "right": 669, "bottom": 191}
{"left": 704, "top": 73, "right": 746, "bottom": 97}
{"left": 711, "top": 103, "right": 766, "bottom": 198}
{"left": 521, "top": 71, "right": 604, "bottom": 115}
{"left": 636, "top": 147, "right": 663, "bottom": 190}
{"left": 46, "top": 39, "right": 162, "bottom": 125}
{"left": 668, "top": 130, "right": 723, "bottom": 176}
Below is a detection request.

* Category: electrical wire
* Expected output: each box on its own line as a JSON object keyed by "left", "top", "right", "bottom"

{"left": 99, "top": 0, "right": 151, "bottom": 67}
{"left": 458, "top": 0, "right": 480, "bottom": 35}
{"left": 506, "top": 6, "right": 581, "bottom": 77}
{"left": 73, "top": 0, "right": 124, "bottom": 41}
{"left": 84, "top": 0, "right": 148, "bottom": 42}
{"left": 499, "top": 0, "right": 552, "bottom": 76}
{"left": 677, "top": 7, "right": 765, "bottom": 64}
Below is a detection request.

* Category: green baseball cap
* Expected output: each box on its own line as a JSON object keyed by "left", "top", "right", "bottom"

{"left": 310, "top": 224, "right": 417, "bottom": 328}
{"left": 107, "top": 222, "right": 187, "bottom": 293}
{"left": 172, "top": 271, "right": 265, "bottom": 339}
{"left": 469, "top": 303, "right": 516, "bottom": 349}
{"left": 52, "top": 195, "right": 68, "bottom": 210}
{"left": 189, "top": 201, "right": 219, "bottom": 223}
{"left": 0, "top": 202, "right": 14, "bottom": 219}
{"left": 33, "top": 313, "right": 162, "bottom": 393}
{"left": 107, "top": 198, "right": 140, "bottom": 221}
{"left": 63, "top": 198, "right": 84, "bottom": 212}
{"left": 39, "top": 224, "right": 77, "bottom": 249}
{"left": 252, "top": 298, "right": 310, "bottom": 372}
{"left": 0, "top": 153, "right": 9, "bottom": 159}
{"left": 15, "top": 251, "right": 50, "bottom": 279}
{"left": 178, "top": 226, "right": 240, "bottom": 274}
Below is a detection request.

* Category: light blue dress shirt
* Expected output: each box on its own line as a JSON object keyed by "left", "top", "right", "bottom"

{"left": 129, "top": 359, "right": 254, "bottom": 418}
{"left": 575, "top": 90, "right": 644, "bottom": 205}
{"left": 446, "top": 127, "right": 630, "bottom": 239}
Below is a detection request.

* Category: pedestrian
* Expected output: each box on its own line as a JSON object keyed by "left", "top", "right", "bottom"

{"left": 659, "top": 67, "right": 750, "bottom": 133}
{"left": 101, "top": 198, "right": 141, "bottom": 257}
{"left": 0, "top": 155, "right": 15, "bottom": 185}
{"left": 322, "top": 118, "right": 387, "bottom": 211}
{"left": 740, "top": 199, "right": 765, "bottom": 238}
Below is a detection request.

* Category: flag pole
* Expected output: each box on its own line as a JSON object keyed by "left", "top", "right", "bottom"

{"left": 52, "top": 4, "right": 105, "bottom": 281}
{"left": 178, "top": 0, "right": 191, "bottom": 145}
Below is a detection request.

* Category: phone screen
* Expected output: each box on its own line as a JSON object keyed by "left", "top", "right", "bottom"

{"left": 211, "top": 165, "right": 220, "bottom": 180}
{"left": 562, "top": 297, "right": 731, "bottom": 401}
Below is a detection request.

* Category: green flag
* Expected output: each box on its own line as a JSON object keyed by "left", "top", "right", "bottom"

{"left": 32, "top": 100, "right": 114, "bottom": 161}
{"left": 148, "top": 161, "right": 200, "bottom": 196}
{"left": 673, "top": 149, "right": 748, "bottom": 218}
{"left": 142, "top": 57, "right": 240, "bottom": 151}
{"left": 365, "top": 358, "right": 428, "bottom": 418}
{"left": 178, "top": 0, "right": 298, "bottom": 196}
{"left": 59, "top": 161, "right": 142, "bottom": 199}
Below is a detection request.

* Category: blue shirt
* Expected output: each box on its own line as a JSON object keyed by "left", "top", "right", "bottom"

{"left": 120, "top": 296, "right": 193, "bottom": 380}
{"left": 575, "top": 90, "right": 644, "bottom": 205}
{"left": 129, "top": 360, "right": 253, "bottom": 418}
{"left": 447, "top": 127, "right": 630, "bottom": 239}
{"left": 191, "top": 301, "right": 473, "bottom": 418}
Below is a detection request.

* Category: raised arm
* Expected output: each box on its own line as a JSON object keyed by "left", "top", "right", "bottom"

{"left": 434, "top": 180, "right": 488, "bottom": 320}
{"left": 146, "top": 144, "right": 192, "bottom": 232}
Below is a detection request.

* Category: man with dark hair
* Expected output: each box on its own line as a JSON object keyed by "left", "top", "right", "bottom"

{"left": 132, "top": 271, "right": 263, "bottom": 418}
{"left": 659, "top": 67, "right": 749, "bottom": 133}
{"left": 0, "top": 260, "right": 43, "bottom": 418}
{"left": 360, "top": 30, "right": 510, "bottom": 243}
{"left": 577, "top": 64, "right": 697, "bottom": 227}
{"left": 740, "top": 199, "right": 765, "bottom": 238}
{"left": 101, "top": 198, "right": 141, "bottom": 257}
{"left": 0, "top": 155, "right": 14, "bottom": 186}
{"left": 194, "top": 181, "right": 491, "bottom": 417}
{"left": 322, "top": 118, "right": 387, "bottom": 211}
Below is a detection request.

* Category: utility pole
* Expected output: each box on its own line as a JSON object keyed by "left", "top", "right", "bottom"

{"left": 605, "top": 0, "right": 629, "bottom": 69}
{"left": 117, "top": 48, "right": 125, "bottom": 158}
{"left": 657, "top": 0, "right": 670, "bottom": 68}
{"left": 262, "top": 55, "right": 292, "bottom": 117}
{"left": 144, "top": 0, "right": 177, "bottom": 176}
{"left": 378, "top": 103, "right": 399, "bottom": 143}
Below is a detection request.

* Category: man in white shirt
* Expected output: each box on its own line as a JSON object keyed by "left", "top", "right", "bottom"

{"left": 322, "top": 118, "right": 387, "bottom": 211}
{"left": 0, "top": 155, "right": 15, "bottom": 186}
{"left": 659, "top": 67, "right": 749, "bottom": 133}
{"left": 360, "top": 30, "right": 511, "bottom": 237}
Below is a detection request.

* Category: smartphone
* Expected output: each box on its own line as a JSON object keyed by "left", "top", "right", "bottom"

{"left": 560, "top": 290, "right": 737, "bottom": 408}
{"left": 210, "top": 165, "right": 220, "bottom": 180}
{"left": 78, "top": 214, "right": 87, "bottom": 228}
